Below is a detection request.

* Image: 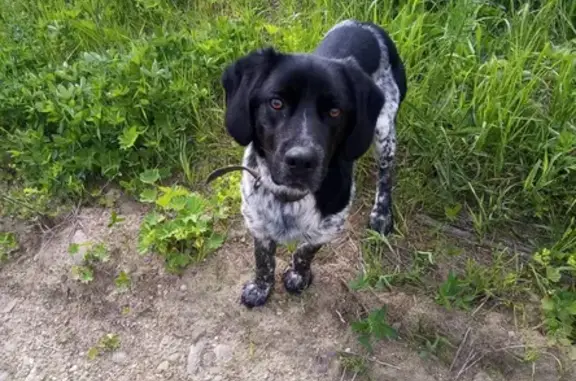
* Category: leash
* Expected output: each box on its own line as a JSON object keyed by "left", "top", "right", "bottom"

{"left": 205, "top": 165, "right": 308, "bottom": 202}
{"left": 205, "top": 165, "right": 261, "bottom": 189}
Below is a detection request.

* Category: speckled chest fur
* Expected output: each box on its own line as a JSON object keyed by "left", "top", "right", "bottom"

{"left": 240, "top": 145, "right": 354, "bottom": 246}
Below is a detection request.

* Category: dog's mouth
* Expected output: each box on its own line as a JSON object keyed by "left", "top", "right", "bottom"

{"left": 268, "top": 176, "right": 310, "bottom": 202}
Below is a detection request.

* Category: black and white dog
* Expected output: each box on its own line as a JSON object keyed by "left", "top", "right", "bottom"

{"left": 221, "top": 19, "right": 407, "bottom": 308}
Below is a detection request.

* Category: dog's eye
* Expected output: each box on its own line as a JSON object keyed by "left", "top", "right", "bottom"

{"left": 270, "top": 98, "right": 284, "bottom": 110}
{"left": 329, "top": 108, "right": 341, "bottom": 118}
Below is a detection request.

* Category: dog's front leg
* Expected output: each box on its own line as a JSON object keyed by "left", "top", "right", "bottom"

{"left": 370, "top": 152, "right": 395, "bottom": 235}
{"left": 241, "top": 237, "right": 277, "bottom": 308}
{"left": 282, "top": 243, "right": 321, "bottom": 294}
{"left": 370, "top": 84, "right": 399, "bottom": 236}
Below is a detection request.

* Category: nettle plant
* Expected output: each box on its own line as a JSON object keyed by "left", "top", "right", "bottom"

{"left": 137, "top": 169, "right": 228, "bottom": 273}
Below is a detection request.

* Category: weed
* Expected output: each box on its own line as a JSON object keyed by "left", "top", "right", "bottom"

{"left": 88, "top": 333, "right": 121, "bottom": 360}
{"left": 114, "top": 270, "right": 132, "bottom": 292}
{"left": 0, "top": 231, "right": 18, "bottom": 262}
{"left": 351, "top": 231, "right": 436, "bottom": 291}
{"left": 351, "top": 307, "right": 398, "bottom": 353}
{"left": 108, "top": 210, "right": 126, "bottom": 228}
{"left": 436, "top": 270, "right": 478, "bottom": 311}
{"left": 69, "top": 242, "right": 110, "bottom": 283}
{"left": 413, "top": 330, "right": 456, "bottom": 363}
{"left": 339, "top": 353, "right": 368, "bottom": 376}
{"left": 137, "top": 173, "right": 227, "bottom": 273}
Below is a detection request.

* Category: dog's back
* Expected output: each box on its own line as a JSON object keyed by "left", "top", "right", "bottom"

{"left": 314, "top": 19, "right": 407, "bottom": 102}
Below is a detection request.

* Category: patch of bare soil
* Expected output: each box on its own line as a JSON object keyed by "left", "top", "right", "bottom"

{"left": 0, "top": 204, "right": 573, "bottom": 381}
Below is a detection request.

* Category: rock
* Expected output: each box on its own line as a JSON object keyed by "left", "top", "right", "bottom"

{"left": 202, "top": 351, "right": 216, "bottom": 368}
{"left": 186, "top": 340, "right": 206, "bottom": 375}
{"left": 168, "top": 353, "right": 180, "bottom": 362}
{"left": 156, "top": 361, "right": 169, "bottom": 372}
{"left": 111, "top": 351, "right": 128, "bottom": 364}
{"left": 190, "top": 328, "right": 206, "bottom": 344}
{"left": 24, "top": 366, "right": 44, "bottom": 381}
{"left": 213, "top": 344, "right": 233, "bottom": 363}
{"left": 2, "top": 299, "right": 17, "bottom": 314}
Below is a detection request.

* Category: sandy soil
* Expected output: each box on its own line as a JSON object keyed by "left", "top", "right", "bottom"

{"left": 0, "top": 201, "right": 573, "bottom": 381}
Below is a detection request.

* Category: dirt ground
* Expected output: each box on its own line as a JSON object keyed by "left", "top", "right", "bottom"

{"left": 0, "top": 200, "right": 574, "bottom": 381}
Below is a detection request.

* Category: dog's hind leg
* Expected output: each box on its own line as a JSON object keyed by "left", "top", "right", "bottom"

{"left": 370, "top": 72, "right": 400, "bottom": 236}
{"left": 241, "top": 237, "right": 277, "bottom": 308}
{"left": 282, "top": 243, "right": 321, "bottom": 294}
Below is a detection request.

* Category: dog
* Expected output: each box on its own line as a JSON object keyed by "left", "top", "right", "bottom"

{"left": 221, "top": 19, "right": 407, "bottom": 308}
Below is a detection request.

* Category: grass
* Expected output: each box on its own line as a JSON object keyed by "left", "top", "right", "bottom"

{"left": 0, "top": 0, "right": 575, "bottom": 354}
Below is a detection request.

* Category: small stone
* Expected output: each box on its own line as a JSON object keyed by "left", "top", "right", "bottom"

{"left": 111, "top": 351, "right": 128, "bottom": 364}
{"left": 0, "top": 371, "right": 10, "bottom": 381}
{"left": 213, "top": 344, "right": 233, "bottom": 363}
{"left": 202, "top": 351, "right": 215, "bottom": 367}
{"left": 186, "top": 340, "right": 206, "bottom": 375}
{"left": 2, "top": 299, "right": 17, "bottom": 314}
{"left": 190, "top": 328, "right": 206, "bottom": 344}
{"left": 69, "top": 365, "right": 77, "bottom": 372}
{"left": 214, "top": 376, "right": 223, "bottom": 381}
{"left": 24, "top": 366, "right": 43, "bottom": 381}
{"left": 180, "top": 285, "right": 187, "bottom": 291}
{"left": 273, "top": 331, "right": 280, "bottom": 336}
{"left": 168, "top": 353, "right": 180, "bottom": 362}
{"left": 156, "top": 361, "right": 169, "bottom": 372}
{"left": 473, "top": 372, "right": 494, "bottom": 381}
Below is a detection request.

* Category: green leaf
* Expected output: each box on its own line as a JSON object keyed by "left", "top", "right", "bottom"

{"left": 140, "top": 188, "right": 158, "bottom": 203}
{"left": 115, "top": 271, "right": 131, "bottom": 290}
{"left": 139, "top": 169, "right": 160, "bottom": 185}
{"left": 546, "top": 267, "right": 562, "bottom": 283}
{"left": 357, "top": 334, "right": 373, "bottom": 353}
{"left": 87, "top": 347, "right": 100, "bottom": 360}
{"left": 444, "top": 203, "right": 462, "bottom": 221}
{"left": 118, "top": 125, "right": 142, "bottom": 149}
{"left": 108, "top": 210, "right": 126, "bottom": 228}
{"left": 169, "top": 195, "right": 188, "bottom": 211}
{"left": 206, "top": 233, "right": 225, "bottom": 251}
{"left": 566, "top": 302, "right": 576, "bottom": 315}
{"left": 541, "top": 296, "right": 555, "bottom": 312}
{"left": 68, "top": 243, "right": 80, "bottom": 255}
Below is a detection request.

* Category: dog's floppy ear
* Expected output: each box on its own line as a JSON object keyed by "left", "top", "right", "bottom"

{"left": 221, "top": 48, "right": 280, "bottom": 146}
{"left": 341, "top": 63, "right": 384, "bottom": 161}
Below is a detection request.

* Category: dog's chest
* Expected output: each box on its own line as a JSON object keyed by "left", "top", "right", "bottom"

{"left": 240, "top": 180, "right": 346, "bottom": 245}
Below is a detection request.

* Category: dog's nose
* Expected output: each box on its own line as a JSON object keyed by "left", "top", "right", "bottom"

{"left": 284, "top": 147, "right": 318, "bottom": 171}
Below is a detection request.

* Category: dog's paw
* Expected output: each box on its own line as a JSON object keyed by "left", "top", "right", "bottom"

{"left": 369, "top": 210, "right": 394, "bottom": 236}
{"left": 282, "top": 268, "right": 313, "bottom": 295}
{"left": 241, "top": 280, "right": 273, "bottom": 308}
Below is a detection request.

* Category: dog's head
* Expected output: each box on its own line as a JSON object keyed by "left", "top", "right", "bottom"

{"left": 221, "top": 48, "right": 384, "bottom": 199}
